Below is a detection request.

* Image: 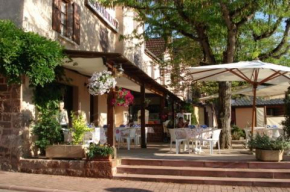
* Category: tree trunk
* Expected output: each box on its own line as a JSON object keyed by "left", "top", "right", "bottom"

{"left": 217, "top": 81, "right": 232, "bottom": 149}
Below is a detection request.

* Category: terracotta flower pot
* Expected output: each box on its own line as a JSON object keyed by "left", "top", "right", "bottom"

{"left": 255, "top": 149, "right": 284, "bottom": 162}
{"left": 87, "top": 154, "right": 112, "bottom": 161}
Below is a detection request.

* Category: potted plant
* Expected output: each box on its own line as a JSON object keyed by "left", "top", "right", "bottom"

{"left": 111, "top": 88, "right": 134, "bottom": 107}
{"left": 45, "top": 111, "right": 91, "bottom": 159}
{"left": 248, "top": 134, "right": 290, "bottom": 162}
{"left": 231, "top": 125, "right": 245, "bottom": 140}
{"left": 87, "top": 143, "right": 114, "bottom": 161}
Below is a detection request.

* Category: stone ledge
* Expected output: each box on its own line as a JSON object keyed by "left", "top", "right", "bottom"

{"left": 0, "top": 184, "right": 76, "bottom": 192}
{"left": 19, "top": 158, "right": 115, "bottom": 178}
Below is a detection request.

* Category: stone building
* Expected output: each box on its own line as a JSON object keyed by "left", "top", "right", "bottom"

{"left": 0, "top": 0, "right": 187, "bottom": 171}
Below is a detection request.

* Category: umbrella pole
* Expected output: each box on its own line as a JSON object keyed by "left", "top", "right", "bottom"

{"left": 251, "top": 84, "right": 257, "bottom": 135}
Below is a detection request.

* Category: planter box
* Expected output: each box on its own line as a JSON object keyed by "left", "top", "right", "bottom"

{"left": 255, "top": 149, "right": 284, "bottom": 162}
{"left": 87, "top": 155, "right": 112, "bottom": 161}
{"left": 46, "top": 145, "right": 85, "bottom": 159}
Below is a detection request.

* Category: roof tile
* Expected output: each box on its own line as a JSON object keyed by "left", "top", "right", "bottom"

{"left": 145, "top": 38, "right": 166, "bottom": 60}
{"left": 232, "top": 96, "right": 284, "bottom": 106}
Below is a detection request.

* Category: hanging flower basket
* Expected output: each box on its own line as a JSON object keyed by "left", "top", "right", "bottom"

{"left": 111, "top": 88, "right": 134, "bottom": 107}
{"left": 88, "top": 70, "right": 117, "bottom": 96}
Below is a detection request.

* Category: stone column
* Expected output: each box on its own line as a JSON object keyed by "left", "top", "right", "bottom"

{"left": 0, "top": 74, "right": 22, "bottom": 171}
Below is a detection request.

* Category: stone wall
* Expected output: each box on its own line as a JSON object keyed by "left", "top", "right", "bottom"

{"left": 20, "top": 159, "right": 115, "bottom": 178}
{"left": 0, "top": 74, "right": 22, "bottom": 170}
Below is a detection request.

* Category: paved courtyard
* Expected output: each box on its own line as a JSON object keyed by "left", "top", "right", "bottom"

{"left": 0, "top": 171, "right": 290, "bottom": 192}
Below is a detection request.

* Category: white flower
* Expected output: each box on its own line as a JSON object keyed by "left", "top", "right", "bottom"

{"left": 87, "top": 70, "right": 117, "bottom": 96}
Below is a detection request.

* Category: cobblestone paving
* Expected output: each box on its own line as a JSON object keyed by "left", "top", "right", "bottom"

{"left": 1, "top": 171, "right": 290, "bottom": 192}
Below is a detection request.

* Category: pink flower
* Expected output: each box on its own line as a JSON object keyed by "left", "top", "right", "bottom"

{"left": 112, "top": 88, "right": 134, "bottom": 107}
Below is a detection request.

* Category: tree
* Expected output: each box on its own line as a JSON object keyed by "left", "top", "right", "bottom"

{"left": 99, "top": 0, "right": 290, "bottom": 148}
{"left": 0, "top": 20, "right": 65, "bottom": 86}
{"left": 282, "top": 86, "right": 290, "bottom": 139}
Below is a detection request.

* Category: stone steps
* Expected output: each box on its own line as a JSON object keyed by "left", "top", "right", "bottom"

{"left": 117, "top": 165, "right": 290, "bottom": 179}
{"left": 120, "top": 158, "right": 290, "bottom": 169}
{"left": 114, "top": 173, "right": 290, "bottom": 187}
{"left": 114, "top": 158, "right": 290, "bottom": 187}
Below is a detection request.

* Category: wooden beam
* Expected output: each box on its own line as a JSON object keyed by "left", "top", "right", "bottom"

{"left": 140, "top": 82, "right": 146, "bottom": 148}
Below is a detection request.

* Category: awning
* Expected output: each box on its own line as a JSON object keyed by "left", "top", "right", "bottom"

{"left": 64, "top": 49, "right": 182, "bottom": 102}
{"left": 63, "top": 58, "right": 106, "bottom": 76}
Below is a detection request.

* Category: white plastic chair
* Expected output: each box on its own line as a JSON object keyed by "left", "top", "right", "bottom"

{"left": 169, "top": 129, "right": 176, "bottom": 151}
{"left": 185, "top": 128, "right": 203, "bottom": 153}
{"left": 115, "top": 127, "right": 123, "bottom": 149}
{"left": 201, "top": 128, "right": 213, "bottom": 146}
{"left": 125, "top": 128, "right": 137, "bottom": 150}
{"left": 99, "top": 127, "right": 107, "bottom": 144}
{"left": 163, "top": 120, "right": 170, "bottom": 136}
{"left": 174, "top": 129, "right": 188, "bottom": 154}
{"left": 116, "top": 128, "right": 136, "bottom": 150}
{"left": 199, "top": 129, "right": 221, "bottom": 155}
{"left": 135, "top": 128, "right": 149, "bottom": 145}
{"left": 83, "top": 131, "right": 95, "bottom": 147}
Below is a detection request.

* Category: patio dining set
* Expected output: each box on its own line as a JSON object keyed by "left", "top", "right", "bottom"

{"left": 166, "top": 126, "right": 222, "bottom": 155}
{"left": 83, "top": 125, "right": 155, "bottom": 150}
{"left": 115, "top": 126, "right": 155, "bottom": 150}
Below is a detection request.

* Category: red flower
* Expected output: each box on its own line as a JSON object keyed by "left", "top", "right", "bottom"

{"left": 112, "top": 88, "right": 134, "bottom": 107}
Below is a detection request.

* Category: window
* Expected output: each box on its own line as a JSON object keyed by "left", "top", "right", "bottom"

{"left": 266, "top": 107, "right": 284, "bottom": 116}
{"left": 60, "top": 1, "right": 70, "bottom": 38}
{"left": 52, "top": 0, "right": 80, "bottom": 44}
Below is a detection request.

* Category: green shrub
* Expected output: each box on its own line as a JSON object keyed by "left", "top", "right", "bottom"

{"left": 248, "top": 134, "right": 290, "bottom": 150}
{"left": 231, "top": 125, "right": 245, "bottom": 140}
{"left": 32, "top": 102, "right": 62, "bottom": 154}
{"left": 70, "top": 112, "right": 91, "bottom": 145}
{"left": 0, "top": 20, "right": 65, "bottom": 86}
{"left": 87, "top": 143, "right": 114, "bottom": 158}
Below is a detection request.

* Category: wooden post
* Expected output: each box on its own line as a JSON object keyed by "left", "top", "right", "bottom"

{"left": 107, "top": 64, "right": 115, "bottom": 148}
{"left": 160, "top": 95, "right": 165, "bottom": 121}
{"left": 172, "top": 98, "right": 175, "bottom": 127}
{"left": 160, "top": 95, "right": 166, "bottom": 139}
{"left": 264, "top": 105, "right": 267, "bottom": 126}
{"left": 107, "top": 88, "right": 115, "bottom": 147}
{"left": 251, "top": 84, "right": 257, "bottom": 135}
{"left": 140, "top": 83, "right": 146, "bottom": 148}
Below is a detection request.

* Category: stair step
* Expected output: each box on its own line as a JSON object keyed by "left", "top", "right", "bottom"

{"left": 121, "top": 158, "right": 290, "bottom": 169}
{"left": 117, "top": 165, "right": 290, "bottom": 179}
{"left": 114, "top": 173, "right": 290, "bottom": 187}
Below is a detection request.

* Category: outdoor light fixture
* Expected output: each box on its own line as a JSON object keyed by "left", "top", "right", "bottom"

{"left": 114, "top": 63, "right": 124, "bottom": 77}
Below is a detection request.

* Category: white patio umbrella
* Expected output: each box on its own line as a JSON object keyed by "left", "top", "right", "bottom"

{"left": 188, "top": 60, "right": 290, "bottom": 133}
{"left": 199, "top": 82, "right": 290, "bottom": 101}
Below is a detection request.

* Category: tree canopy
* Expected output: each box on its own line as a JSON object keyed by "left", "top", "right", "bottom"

{"left": 0, "top": 20, "right": 65, "bottom": 86}
{"left": 100, "top": 0, "right": 290, "bottom": 65}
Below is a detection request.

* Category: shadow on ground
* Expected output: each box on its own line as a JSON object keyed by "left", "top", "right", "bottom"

{"left": 105, "top": 188, "right": 152, "bottom": 192}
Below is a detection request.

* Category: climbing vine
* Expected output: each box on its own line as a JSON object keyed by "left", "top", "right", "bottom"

{"left": 0, "top": 20, "right": 65, "bottom": 86}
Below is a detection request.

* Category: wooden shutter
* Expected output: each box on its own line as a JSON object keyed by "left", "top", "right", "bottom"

{"left": 73, "top": 3, "right": 81, "bottom": 45}
{"left": 52, "top": 0, "right": 61, "bottom": 33}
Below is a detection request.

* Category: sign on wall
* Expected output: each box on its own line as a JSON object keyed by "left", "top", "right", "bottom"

{"left": 85, "top": 0, "right": 119, "bottom": 33}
